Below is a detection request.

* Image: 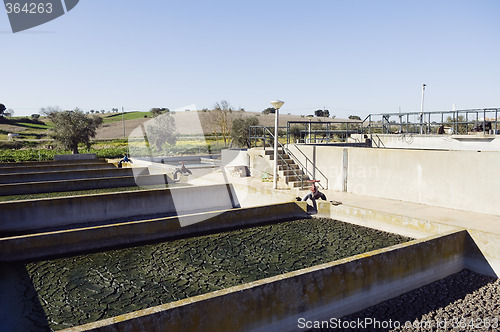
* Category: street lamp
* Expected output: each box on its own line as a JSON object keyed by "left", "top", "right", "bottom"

{"left": 420, "top": 84, "right": 426, "bottom": 134}
{"left": 270, "top": 100, "right": 284, "bottom": 189}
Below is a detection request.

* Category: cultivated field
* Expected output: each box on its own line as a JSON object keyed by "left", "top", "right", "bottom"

{"left": 95, "top": 111, "right": 325, "bottom": 139}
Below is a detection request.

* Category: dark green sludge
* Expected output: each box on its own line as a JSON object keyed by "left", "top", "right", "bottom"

{"left": 13, "top": 218, "right": 412, "bottom": 330}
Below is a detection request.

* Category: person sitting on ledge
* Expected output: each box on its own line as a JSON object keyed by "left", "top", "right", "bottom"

{"left": 173, "top": 161, "right": 192, "bottom": 180}
{"left": 118, "top": 155, "right": 132, "bottom": 168}
{"left": 299, "top": 180, "right": 327, "bottom": 211}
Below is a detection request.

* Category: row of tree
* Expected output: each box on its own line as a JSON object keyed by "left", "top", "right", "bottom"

{"left": 33, "top": 100, "right": 258, "bottom": 154}
{"left": 3, "top": 100, "right": 361, "bottom": 155}
{"left": 140, "top": 100, "right": 259, "bottom": 152}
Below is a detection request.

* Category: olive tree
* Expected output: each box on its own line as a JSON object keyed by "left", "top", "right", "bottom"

{"left": 150, "top": 107, "right": 169, "bottom": 117}
{"left": 43, "top": 107, "right": 103, "bottom": 154}
{"left": 145, "top": 112, "right": 178, "bottom": 150}
{"left": 230, "top": 116, "right": 259, "bottom": 148}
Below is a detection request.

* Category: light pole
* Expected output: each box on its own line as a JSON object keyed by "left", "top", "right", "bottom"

{"left": 122, "top": 106, "right": 125, "bottom": 137}
{"left": 420, "top": 84, "right": 426, "bottom": 134}
{"left": 270, "top": 100, "right": 284, "bottom": 190}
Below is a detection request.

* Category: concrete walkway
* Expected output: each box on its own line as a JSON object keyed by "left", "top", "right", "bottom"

{"left": 321, "top": 190, "right": 500, "bottom": 236}
{"left": 200, "top": 171, "right": 500, "bottom": 237}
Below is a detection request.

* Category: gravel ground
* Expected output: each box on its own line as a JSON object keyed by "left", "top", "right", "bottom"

{"left": 309, "top": 269, "right": 500, "bottom": 331}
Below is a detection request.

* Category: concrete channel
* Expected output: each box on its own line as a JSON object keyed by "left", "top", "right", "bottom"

{"left": 0, "top": 167, "right": 149, "bottom": 184}
{"left": 0, "top": 158, "right": 498, "bottom": 331}
{"left": 0, "top": 184, "right": 239, "bottom": 234}
{"left": 1, "top": 198, "right": 493, "bottom": 331}
{"left": 0, "top": 210, "right": 410, "bottom": 331}
{"left": 0, "top": 162, "right": 116, "bottom": 174}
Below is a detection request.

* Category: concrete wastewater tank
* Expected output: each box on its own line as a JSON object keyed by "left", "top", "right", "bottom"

{"left": 3, "top": 217, "right": 411, "bottom": 330}
{"left": 1, "top": 180, "right": 499, "bottom": 331}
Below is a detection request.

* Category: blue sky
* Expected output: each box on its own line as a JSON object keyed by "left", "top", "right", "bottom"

{"left": 1, "top": 0, "right": 499, "bottom": 118}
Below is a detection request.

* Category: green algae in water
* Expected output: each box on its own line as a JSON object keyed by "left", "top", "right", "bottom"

{"left": 23, "top": 218, "right": 412, "bottom": 330}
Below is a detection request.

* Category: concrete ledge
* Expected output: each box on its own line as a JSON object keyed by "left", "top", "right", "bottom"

{"left": 0, "top": 159, "right": 103, "bottom": 168}
{"left": 0, "top": 163, "right": 116, "bottom": 175}
{"left": 54, "top": 154, "right": 96, "bottom": 161}
{"left": 0, "top": 167, "right": 148, "bottom": 184}
{"left": 0, "top": 202, "right": 309, "bottom": 261}
{"left": 318, "top": 201, "right": 459, "bottom": 239}
{"left": 369, "top": 133, "right": 500, "bottom": 151}
{"left": 60, "top": 230, "right": 467, "bottom": 332}
{"left": 0, "top": 174, "right": 169, "bottom": 196}
{"left": 136, "top": 155, "right": 221, "bottom": 164}
{"left": 465, "top": 230, "right": 500, "bottom": 277}
{"left": 317, "top": 201, "right": 500, "bottom": 277}
{"left": 0, "top": 184, "right": 238, "bottom": 233}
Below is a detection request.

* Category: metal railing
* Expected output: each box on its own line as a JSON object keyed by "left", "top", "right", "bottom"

{"left": 249, "top": 125, "right": 327, "bottom": 189}
{"left": 284, "top": 144, "right": 328, "bottom": 190}
{"left": 249, "top": 125, "right": 287, "bottom": 149}
{"left": 286, "top": 120, "right": 364, "bottom": 144}
{"left": 248, "top": 107, "right": 499, "bottom": 187}
{"left": 364, "top": 108, "right": 500, "bottom": 136}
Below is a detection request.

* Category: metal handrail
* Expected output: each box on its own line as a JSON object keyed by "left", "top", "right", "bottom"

{"left": 260, "top": 126, "right": 307, "bottom": 189}
{"left": 249, "top": 125, "right": 287, "bottom": 149}
{"left": 364, "top": 108, "right": 500, "bottom": 137}
{"left": 249, "top": 125, "right": 329, "bottom": 189}
{"left": 284, "top": 144, "right": 328, "bottom": 190}
{"left": 286, "top": 120, "right": 364, "bottom": 144}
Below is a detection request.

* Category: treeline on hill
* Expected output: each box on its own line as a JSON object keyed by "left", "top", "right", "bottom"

{"left": 1, "top": 100, "right": 361, "bottom": 162}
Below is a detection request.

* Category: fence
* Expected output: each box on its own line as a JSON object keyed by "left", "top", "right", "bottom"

{"left": 365, "top": 108, "right": 500, "bottom": 136}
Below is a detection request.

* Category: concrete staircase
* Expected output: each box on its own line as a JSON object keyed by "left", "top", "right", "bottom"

{"left": 263, "top": 149, "right": 310, "bottom": 189}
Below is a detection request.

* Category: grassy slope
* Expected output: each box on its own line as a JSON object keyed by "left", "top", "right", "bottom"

{"left": 0, "top": 118, "right": 52, "bottom": 140}
{"left": 102, "top": 111, "right": 154, "bottom": 123}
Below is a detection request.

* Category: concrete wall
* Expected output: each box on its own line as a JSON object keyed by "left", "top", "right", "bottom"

{"left": 318, "top": 201, "right": 458, "bottom": 239}
{"left": 0, "top": 159, "right": 101, "bottom": 168}
{"left": 285, "top": 145, "right": 500, "bottom": 216}
{"left": 317, "top": 200, "right": 499, "bottom": 277}
{"left": 60, "top": 230, "right": 467, "bottom": 332}
{"left": 54, "top": 154, "right": 96, "bottom": 161}
{"left": 247, "top": 149, "right": 274, "bottom": 179}
{"left": 0, "top": 202, "right": 309, "bottom": 261}
{"left": 0, "top": 175, "right": 168, "bottom": 196}
{"left": 0, "top": 163, "right": 115, "bottom": 174}
{"left": 0, "top": 167, "right": 149, "bottom": 184}
{"left": 222, "top": 149, "right": 250, "bottom": 167}
{"left": 347, "top": 148, "right": 500, "bottom": 216}
{"left": 0, "top": 184, "right": 238, "bottom": 233}
{"left": 368, "top": 133, "right": 500, "bottom": 151}
{"left": 137, "top": 155, "right": 221, "bottom": 164}
{"left": 286, "top": 144, "right": 344, "bottom": 190}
